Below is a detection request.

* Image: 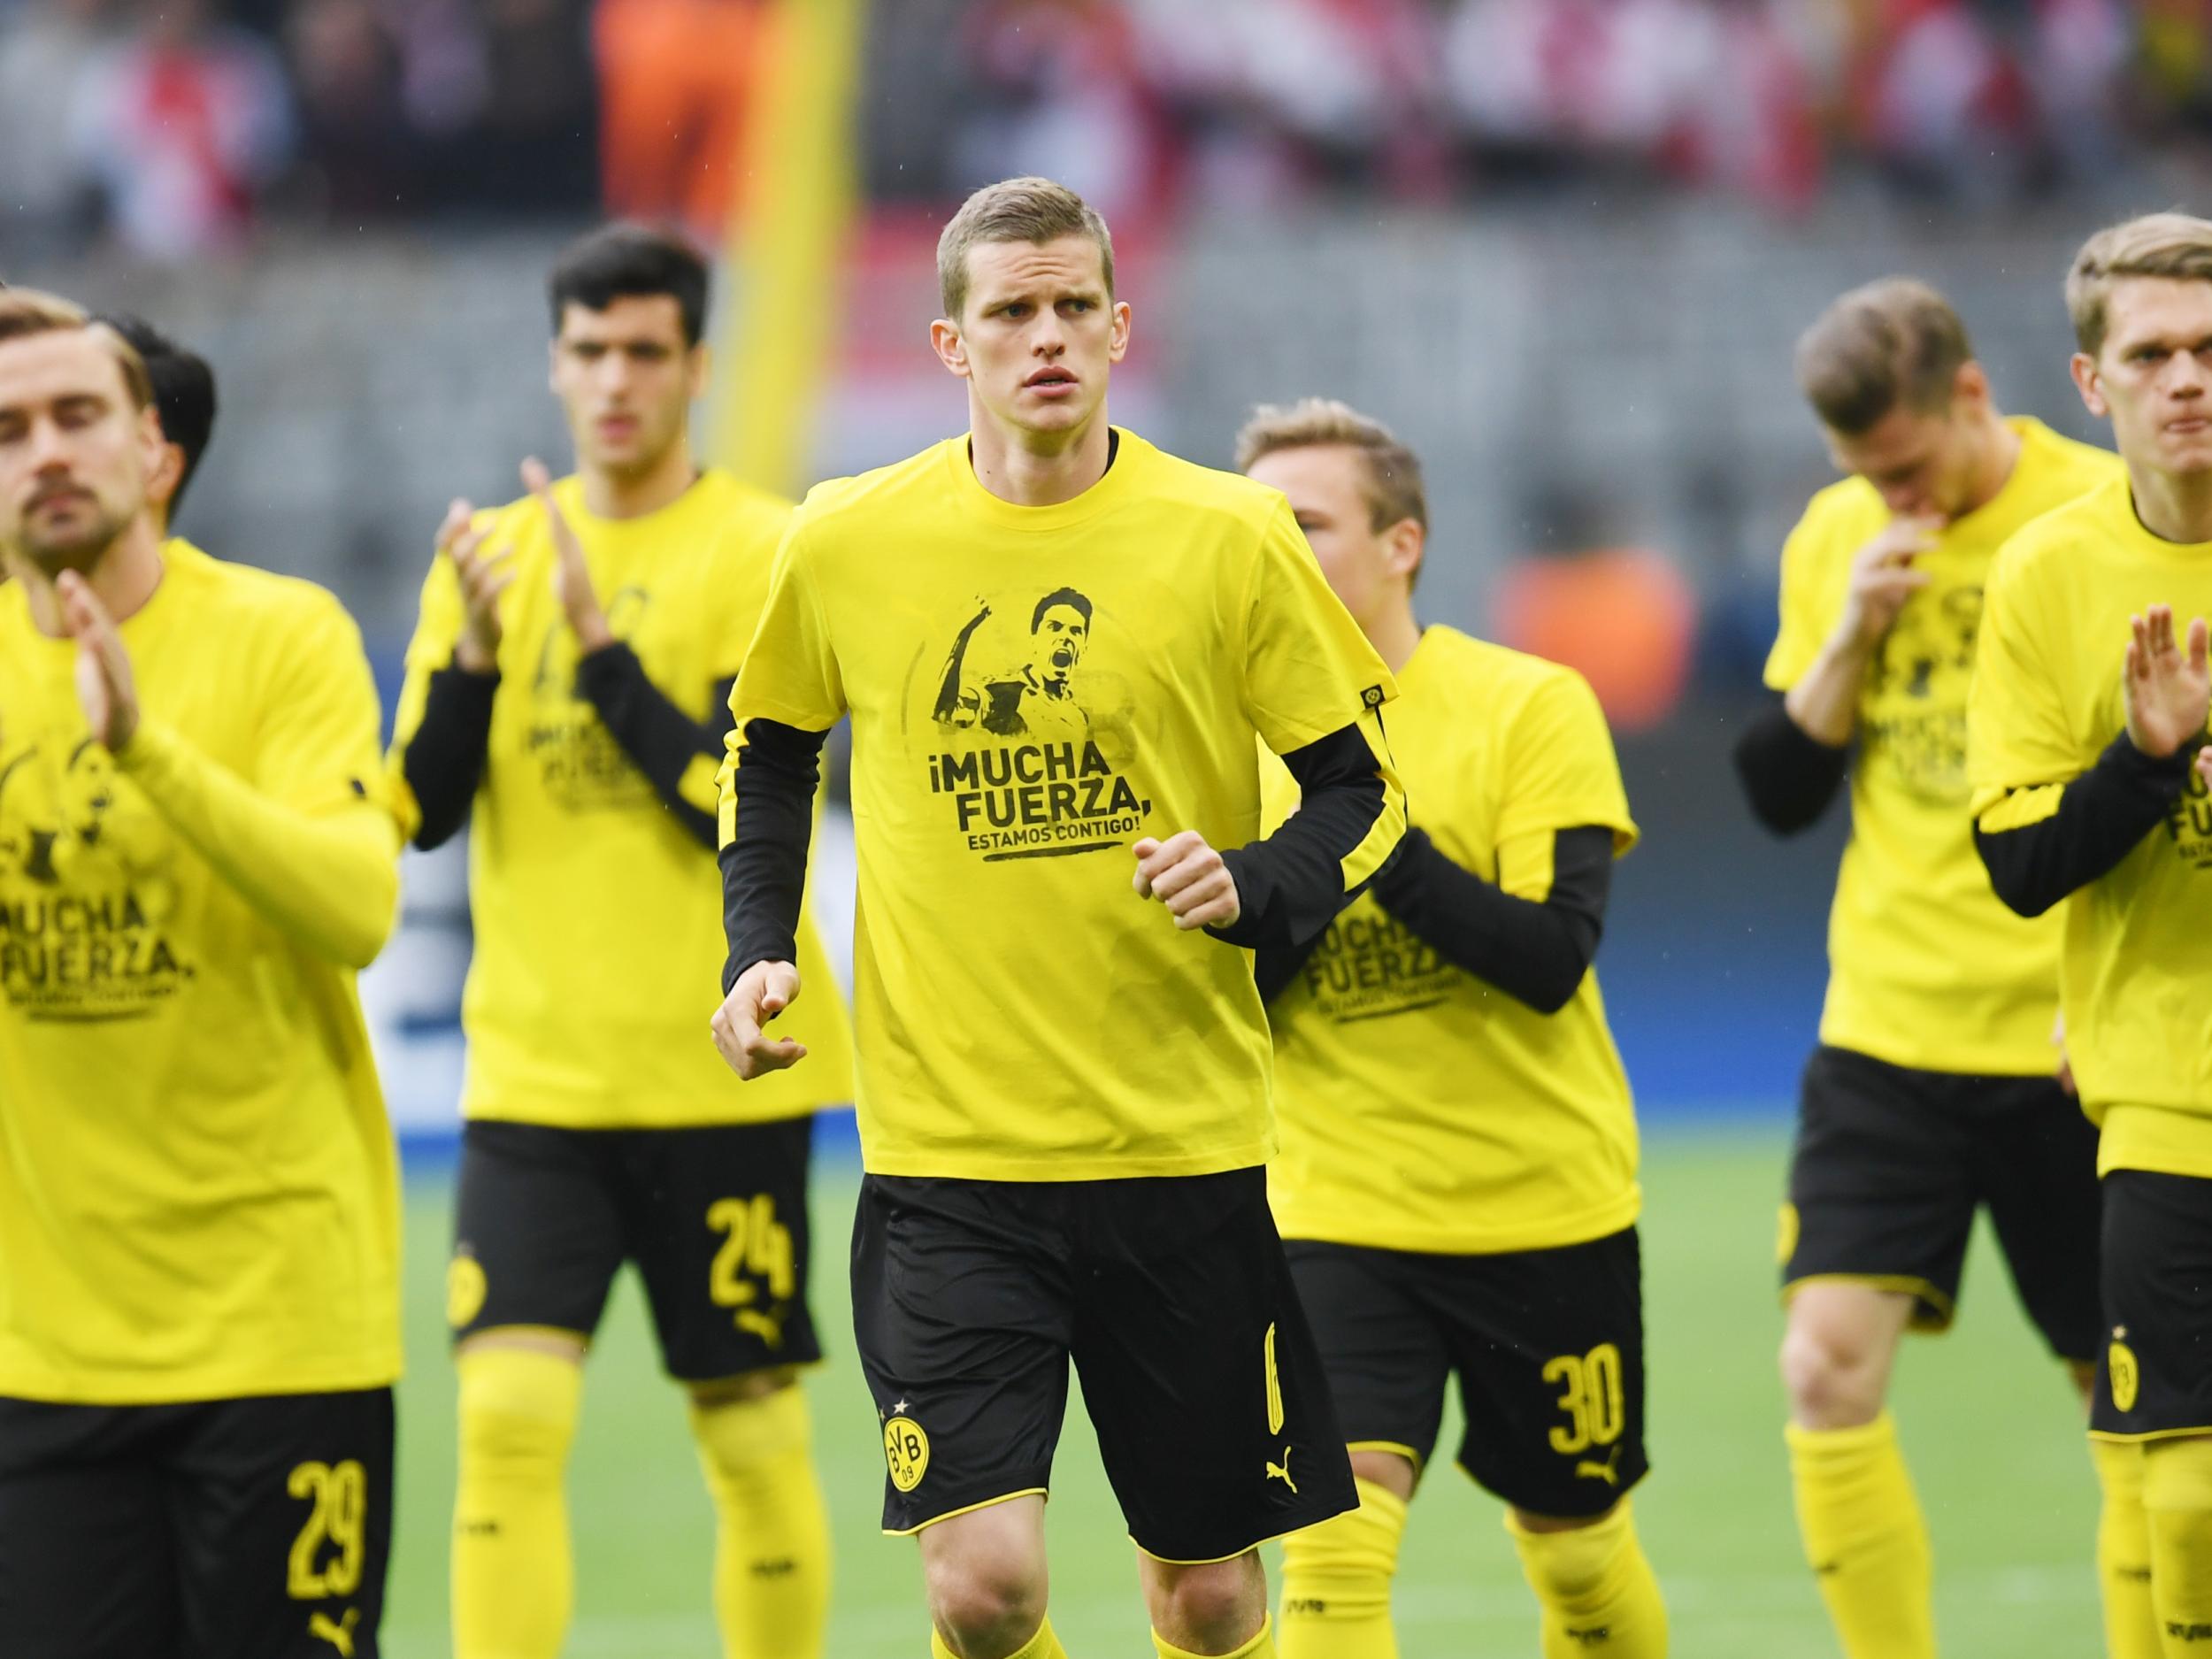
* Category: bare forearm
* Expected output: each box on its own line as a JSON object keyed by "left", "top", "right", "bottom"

{"left": 1783, "top": 633, "right": 1875, "bottom": 746}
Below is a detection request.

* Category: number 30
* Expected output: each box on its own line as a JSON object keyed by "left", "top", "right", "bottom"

{"left": 1543, "top": 1343, "right": 1625, "bottom": 1455}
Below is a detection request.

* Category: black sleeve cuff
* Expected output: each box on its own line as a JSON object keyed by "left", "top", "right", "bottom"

{"left": 1732, "top": 698, "right": 1849, "bottom": 836}
{"left": 1206, "top": 724, "right": 1390, "bottom": 949}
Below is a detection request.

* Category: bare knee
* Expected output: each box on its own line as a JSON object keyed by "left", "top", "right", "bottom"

{"left": 1139, "top": 1551, "right": 1264, "bottom": 1653}
{"left": 1779, "top": 1286, "right": 1910, "bottom": 1429}
{"left": 921, "top": 1502, "right": 1048, "bottom": 1659}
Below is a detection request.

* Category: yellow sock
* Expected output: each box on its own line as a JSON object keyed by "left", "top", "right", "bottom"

{"left": 1153, "top": 1613, "right": 1273, "bottom": 1659}
{"left": 1507, "top": 1498, "right": 1669, "bottom": 1658}
{"left": 1786, "top": 1413, "right": 1933, "bottom": 1659}
{"left": 933, "top": 1616, "right": 1070, "bottom": 1658}
{"left": 1278, "top": 1475, "right": 1405, "bottom": 1658}
{"left": 2144, "top": 1436, "right": 2212, "bottom": 1659}
{"left": 690, "top": 1385, "right": 831, "bottom": 1659}
{"left": 452, "top": 1345, "right": 582, "bottom": 1659}
{"left": 2094, "top": 1438, "right": 2162, "bottom": 1659}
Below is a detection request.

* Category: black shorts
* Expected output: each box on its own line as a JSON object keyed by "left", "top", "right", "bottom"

{"left": 450, "top": 1116, "right": 820, "bottom": 1380}
{"left": 851, "top": 1167, "right": 1356, "bottom": 1563}
{"left": 0, "top": 1386, "right": 393, "bottom": 1659}
{"left": 1782, "top": 1044, "right": 2102, "bottom": 1358}
{"left": 2092, "top": 1170, "right": 2212, "bottom": 1440}
{"left": 1286, "top": 1229, "right": 1649, "bottom": 1517}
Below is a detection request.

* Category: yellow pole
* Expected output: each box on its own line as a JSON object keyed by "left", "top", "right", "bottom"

{"left": 711, "top": 0, "right": 871, "bottom": 498}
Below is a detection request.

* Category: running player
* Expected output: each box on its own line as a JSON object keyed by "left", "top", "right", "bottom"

{"left": 385, "top": 225, "right": 854, "bottom": 1659}
{"left": 1238, "top": 399, "right": 1664, "bottom": 1659}
{"left": 0, "top": 290, "right": 403, "bottom": 1655}
{"left": 1732, "top": 278, "right": 2121, "bottom": 1658}
{"left": 711, "top": 177, "right": 1404, "bottom": 1659}
{"left": 1970, "top": 211, "right": 2212, "bottom": 1659}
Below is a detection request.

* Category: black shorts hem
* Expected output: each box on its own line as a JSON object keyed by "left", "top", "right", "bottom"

{"left": 2087, "top": 1425, "right": 2212, "bottom": 1444}
{"left": 1781, "top": 1271, "right": 1956, "bottom": 1333}
{"left": 882, "top": 1475, "right": 1053, "bottom": 1537}
{"left": 1454, "top": 1454, "right": 1649, "bottom": 1517}
{"left": 1126, "top": 1487, "right": 1359, "bottom": 1566}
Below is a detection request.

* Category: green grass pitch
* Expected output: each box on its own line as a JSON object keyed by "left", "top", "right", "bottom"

{"left": 380, "top": 1125, "right": 2102, "bottom": 1656}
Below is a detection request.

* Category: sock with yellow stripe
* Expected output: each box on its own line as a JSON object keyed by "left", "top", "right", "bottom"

{"left": 931, "top": 1615, "right": 1069, "bottom": 1659}
{"left": 1507, "top": 1498, "right": 1669, "bottom": 1657}
{"left": 1152, "top": 1613, "right": 1274, "bottom": 1659}
{"left": 690, "top": 1385, "right": 831, "bottom": 1659}
{"left": 2093, "top": 1438, "right": 2162, "bottom": 1659}
{"left": 1277, "top": 1476, "right": 1406, "bottom": 1658}
{"left": 2144, "top": 1435, "right": 2212, "bottom": 1658}
{"left": 1786, "top": 1413, "right": 1933, "bottom": 1659}
{"left": 452, "top": 1345, "right": 583, "bottom": 1659}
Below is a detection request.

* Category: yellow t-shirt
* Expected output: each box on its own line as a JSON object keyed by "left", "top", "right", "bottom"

{"left": 720, "top": 429, "right": 1403, "bottom": 1181}
{"left": 0, "top": 541, "right": 402, "bottom": 1403}
{"left": 388, "top": 470, "right": 852, "bottom": 1130}
{"left": 1764, "top": 418, "right": 2122, "bottom": 1075}
{"left": 1266, "top": 628, "right": 1641, "bottom": 1254}
{"left": 1970, "top": 475, "right": 2212, "bottom": 1179}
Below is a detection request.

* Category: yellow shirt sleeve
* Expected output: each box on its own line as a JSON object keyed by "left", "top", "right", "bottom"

{"left": 1968, "top": 546, "right": 2084, "bottom": 826}
{"left": 1764, "top": 505, "right": 1841, "bottom": 692}
{"left": 718, "top": 524, "right": 845, "bottom": 848}
{"left": 119, "top": 591, "right": 401, "bottom": 969}
{"left": 1240, "top": 498, "right": 1398, "bottom": 752}
{"left": 1494, "top": 669, "right": 1640, "bottom": 865}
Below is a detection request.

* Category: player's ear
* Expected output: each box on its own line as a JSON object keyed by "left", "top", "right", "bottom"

{"left": 144, "top": 439, "right": 184, "bottom": 512}
{"left": 2070, "top": 351, "right": 2108, "bottom": 418}
{"left": 1386, "top": 518, "right": 1424, "bottom": 584}
{"left": 1951, "top": 360, "right": 1991, "bottom": 415}
{"left": 1108, "top": 300, "right": 1131, "bottom": 365}
{"left": 686, "top": 340, "right": 711, "bottom": 400}
{"left": 930, "top": 318, "right": 970, "bottom": 380}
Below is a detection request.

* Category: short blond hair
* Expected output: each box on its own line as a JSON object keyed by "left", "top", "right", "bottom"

{"left": 2066, "top": 212, "right": 2212, "bottom": 357}
{"left": 1235, "top": 397, "right": 1428, "bottom": 534}
{"left": 937, "top": 176, "right": 1115, "bottom": 322}
{"left": 1794, "top": 278, "right": 1973, "bottom": 436}
{"left": 0, "top": 288, "right": 153, "bottom": 410}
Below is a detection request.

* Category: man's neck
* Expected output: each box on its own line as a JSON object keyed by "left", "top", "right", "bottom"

{"left": 1958, "top": 410, "right": 2024, "bottom": 518}
{"left": 2128, "top": 459, "right": 2212, "bottom": 545}
{"left": 580, "top": 442, "right": 698, "bottom": 520}
{"left": 1366, "top": 599, "right": 1423, "bottom": 677}
{"left": 968, "top": 404, "right": 1112, "bottom": 508}
{"left": 21, "top": 518, "right": 165, "bottom": 638}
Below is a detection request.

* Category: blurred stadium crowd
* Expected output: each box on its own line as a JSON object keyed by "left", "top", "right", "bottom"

{"left": 12, "top": 0, "right": 2212, "bottom": 260}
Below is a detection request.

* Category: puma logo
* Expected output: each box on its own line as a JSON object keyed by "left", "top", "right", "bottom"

{"left": 736, "top": 1307, "right": 786, "bottom": 1349}
{"left": 309, "top": 1608, "right": 359, "bottom": 1656}
{"left": 1574, "top": 1444, "right": 1623, "bottom": 1486}
{"left": 1264, "top": 1448, "right": 1298, "bottom": 1494}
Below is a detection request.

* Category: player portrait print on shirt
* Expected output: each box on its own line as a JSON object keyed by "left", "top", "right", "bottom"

{"left": 526, "top": 583, "right": 655, "bottom": 812}
{"left": 0, "top": 725, "right": 189, "bottom": 1019}
{"left": 919, "top": 586, "right": 1151, "bottom": 862}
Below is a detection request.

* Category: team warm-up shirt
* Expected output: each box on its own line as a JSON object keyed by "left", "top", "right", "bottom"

{"left": 1266, "top": 627, "right": 1641, "bottom": 1254}
{"left": 719, "top": 429, "right": 1403, "bottom": 1181}
{"left": 0, "top": 540, "right": 403, "bottom": 1403}
{"left": 1970, "top": 475, "right": 2212, "bottom": 1179}
{"left": 1765, "top": 418, "right": 2122, "bottom": 1075}
{"left": 388, "top": 470, "right": 853, "bottom": 1130}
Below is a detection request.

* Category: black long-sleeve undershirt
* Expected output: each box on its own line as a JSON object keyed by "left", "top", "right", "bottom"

{"left": 1255, "top": 824, "right": 1616, "bottom": 1012}
{"left": 401, "top": 647, "right": 733, "bottom": 852}
{"left": 1974, "top": 731, "right": 2200, "bottom": 918}
{"left": 402, "top": 665, "right": 497, "bottom": 851}
{"left": 719, "top": 718, "right": 826, "bottom": 992}
{"left": 1209, "top": 723, "right": 1394, "bottom": 950}
{"left": 1732, "top": 697, "right": 1850, "bottom": 836}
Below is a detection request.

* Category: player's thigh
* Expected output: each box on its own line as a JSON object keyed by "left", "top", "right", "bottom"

{"left": 1784, "top": 1045, "right": 1978, "bottom": 1331}
{"left": 1442, "top": 1227, "right": 1650, "bottom": 1520}
{"left": 1975, "top": 1074, "right": 2104, "bottom": 1364}
{"left": 851, "top": 1174, "right": 1077, "bottom": 1536}
{"left": 2092, "top": 1171, "right": 2212, "bottom": 1442}
{"left": 449, "top": 1119, "right": 626, "bottom": 1348}
{"left": 166, "top": 1386, "right": 395, "bottom": 1659}
{"left": 1282, "top": 1238, "right": 1452, "bottom": 1480}
{"left": 0, "top": 1399, "right": 177, "bottom": 1659}
{"left": 1073, "top": 1168, "right": 1356, "bottom": 1565}
{"left": 622, "top": 1115, "right": 823, "bottom": 1383}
